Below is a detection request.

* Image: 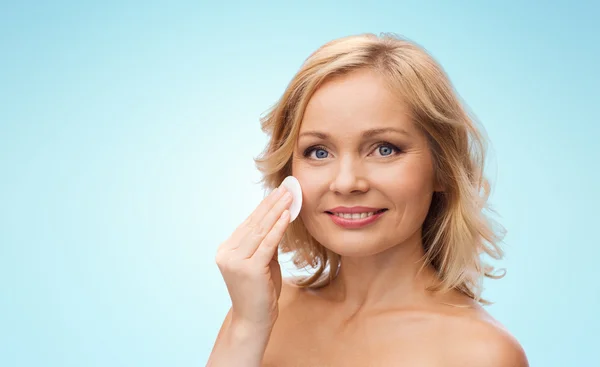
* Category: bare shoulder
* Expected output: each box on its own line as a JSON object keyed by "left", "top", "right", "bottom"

{"left": 442, "top": 303, "right": 529, "bottom": 367}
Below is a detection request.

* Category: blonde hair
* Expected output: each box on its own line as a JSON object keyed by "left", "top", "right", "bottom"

{"left": 254, "top": 32, "right": 506, "bottom": 304}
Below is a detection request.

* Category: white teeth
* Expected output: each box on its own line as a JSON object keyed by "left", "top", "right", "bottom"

{"left": 334, "top": 212, "right": 376, "bottom": 219}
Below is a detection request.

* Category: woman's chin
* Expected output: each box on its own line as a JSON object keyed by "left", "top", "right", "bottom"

{"left": 319, "top": 236, "right": 392, "bottom": 258}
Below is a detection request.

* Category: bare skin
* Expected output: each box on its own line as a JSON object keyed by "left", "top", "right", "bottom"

{"left": 209, "top": 68, "right": 528, "bottom": 366}
{"left": 262, "top": 280, "right": 525, "bottom": 367}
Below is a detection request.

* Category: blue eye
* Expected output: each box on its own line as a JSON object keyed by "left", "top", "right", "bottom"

{"left": 303, "top": 146, "right": 329, "bottom": 159}
{"left": 315, "top": 149, "right": 328, "bottom": 159}
{"left": 377, "top": 144, "right": 398, "bottom": 156}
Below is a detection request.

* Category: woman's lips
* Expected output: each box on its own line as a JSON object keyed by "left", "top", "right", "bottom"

{"left": 325, "top": 209, "right": 387, "bottom": 229}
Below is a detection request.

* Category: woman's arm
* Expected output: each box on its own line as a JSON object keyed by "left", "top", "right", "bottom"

{"left": 206, "top": 308, "right": 274, "bottom": 367}
{"left": 207, "top": 186, "right": 292, "bottom": 365}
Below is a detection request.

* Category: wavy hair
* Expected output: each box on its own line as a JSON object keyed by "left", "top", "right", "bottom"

{"left": 254, "top": 32, "right": 506, "bottom": 304}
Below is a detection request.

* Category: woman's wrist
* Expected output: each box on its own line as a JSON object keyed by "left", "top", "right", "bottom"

{"left": 206, "top": 318, "right": 274, "bottom": 367}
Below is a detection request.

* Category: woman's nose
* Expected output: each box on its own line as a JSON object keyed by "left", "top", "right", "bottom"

{"left": 328, "top": 158, "right": 369, "bottom": 195}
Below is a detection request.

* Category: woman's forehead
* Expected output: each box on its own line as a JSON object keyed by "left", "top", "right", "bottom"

{"left": 298, "top": 100, "right": 415, "bottom": 142}
{"left": 299, "top": 70, "right": 413, "bottom": 134}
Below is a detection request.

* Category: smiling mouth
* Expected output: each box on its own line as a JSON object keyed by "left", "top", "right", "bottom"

{"left": 325, "top": 208, "right": 388, "bottom": 219}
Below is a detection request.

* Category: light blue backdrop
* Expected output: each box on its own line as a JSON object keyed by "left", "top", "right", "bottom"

{"left": 1, "top": 1, "right": 598, "bottom": 366}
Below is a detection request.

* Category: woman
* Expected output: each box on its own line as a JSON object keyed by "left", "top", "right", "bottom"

{"left": 207, "top": 33, "right": 528, "bottom": 366}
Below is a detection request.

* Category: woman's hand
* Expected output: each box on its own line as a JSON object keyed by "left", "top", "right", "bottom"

{"left": 215, "top": 186, "right": 292, "bottom": 330}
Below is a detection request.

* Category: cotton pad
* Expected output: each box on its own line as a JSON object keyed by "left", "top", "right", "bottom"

{"left": 280, "top": 176, "right": 303, "bottom": 223}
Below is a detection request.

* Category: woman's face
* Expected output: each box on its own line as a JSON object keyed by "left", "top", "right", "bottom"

{"left": 291, "top": 68, "right": 440, "bottom": 257}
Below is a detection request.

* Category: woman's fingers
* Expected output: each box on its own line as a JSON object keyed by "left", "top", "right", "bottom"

{"left": 224, "top": 187, "right": 285, "bottom": 249}
{"left": 247, "top": 187, "right": 286, "bottom": 225}
{"left": 253, "top": 210, "right": 290, "bottom": 265}
{"left": 237, "top": 190, "right": 292, "bottom": 258}
{"left": 213, "top": 186, "right": 291, "bottom": 331}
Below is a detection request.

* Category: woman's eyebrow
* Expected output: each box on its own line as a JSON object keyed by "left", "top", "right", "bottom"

{"left": 363, "top": 127, "right": 410, "bottom": 138}
{"left": 299, "top": 127, "right": 410, "bottom": 140}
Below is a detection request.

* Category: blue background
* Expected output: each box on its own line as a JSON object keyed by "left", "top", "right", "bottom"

{"left": 1, "top": 1, "right": 598, "bottom": 366}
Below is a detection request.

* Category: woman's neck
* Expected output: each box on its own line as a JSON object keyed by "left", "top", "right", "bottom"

{"left": 321, "top": 230, "right": 442, "bottom": 313}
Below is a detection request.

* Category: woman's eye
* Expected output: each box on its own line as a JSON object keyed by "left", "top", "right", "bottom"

{"left": 315, "top": 149, "right": 329, "bottom": 159}
{"left": 376, "top": 143, "right": 399, "bottom": 156}
{"left": 304, "top": 147, "right": 329, "bottom": 159}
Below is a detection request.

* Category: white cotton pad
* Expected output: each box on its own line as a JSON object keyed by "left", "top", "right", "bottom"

{"left": 280, "top": 176, "right": 303, "bottom": 223}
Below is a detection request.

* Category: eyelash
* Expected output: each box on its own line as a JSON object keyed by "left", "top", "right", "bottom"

{"left": 302, "top": 142, "right": 402, "bottom": 159}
